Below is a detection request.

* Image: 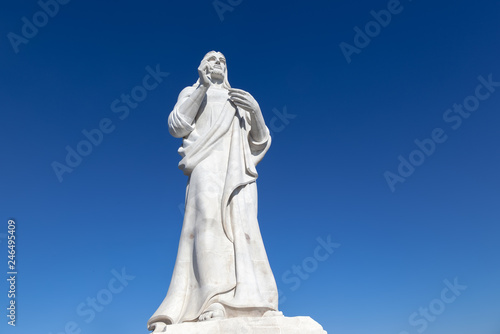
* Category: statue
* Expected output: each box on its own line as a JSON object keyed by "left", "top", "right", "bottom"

{"left": 148, "top": 51, "right": 280, "bottom": 332}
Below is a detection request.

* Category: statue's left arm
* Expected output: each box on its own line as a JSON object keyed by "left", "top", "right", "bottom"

{"left": 228, "top": 88, "right": 269, "bottom": 142}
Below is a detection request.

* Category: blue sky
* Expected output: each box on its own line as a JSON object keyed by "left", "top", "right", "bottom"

{"left": 1, "top": 0, "right": 500, "bottom": 333}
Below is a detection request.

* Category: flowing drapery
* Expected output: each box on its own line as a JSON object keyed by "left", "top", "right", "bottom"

{"left": 148, "top": 91, "right": 278, "bottom": 327}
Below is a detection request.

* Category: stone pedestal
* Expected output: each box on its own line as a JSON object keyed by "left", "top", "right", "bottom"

{"left": 154, "top": 315, "right": 327, "bottom": 333}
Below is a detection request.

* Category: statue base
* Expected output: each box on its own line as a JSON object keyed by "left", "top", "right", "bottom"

{"left": 153, "top": 315, "right": 327, "bottom": 333}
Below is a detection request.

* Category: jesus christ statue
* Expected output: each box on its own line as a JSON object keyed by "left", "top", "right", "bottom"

{"left": 148, "top": 51, "right": 280, "bottom": 332}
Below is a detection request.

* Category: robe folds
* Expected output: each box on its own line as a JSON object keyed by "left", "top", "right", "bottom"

{"left": 148, "top": 86, "right": 279, "bottom": 327}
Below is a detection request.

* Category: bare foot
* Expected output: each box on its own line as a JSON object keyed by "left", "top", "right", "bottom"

{"left": 148, "top": 321, "right": 167, "bottom": 333}
{"left": 198, "top": 303, "right": 226, "bottom": 321}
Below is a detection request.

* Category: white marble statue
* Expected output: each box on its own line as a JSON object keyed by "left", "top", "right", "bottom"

{"left": 148, "top": 51, "right": 280, "bottom": 332}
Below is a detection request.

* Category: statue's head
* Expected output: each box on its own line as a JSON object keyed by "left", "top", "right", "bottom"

{"left": 195, "top": 51, "right": 231, "bottom": 89}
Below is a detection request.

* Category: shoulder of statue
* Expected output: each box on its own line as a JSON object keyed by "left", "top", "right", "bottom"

{"left": 182, "top": 86, "right": 197, "bottom": 93}
{"left": 178, "top": 86, "right": 197, "bottom": 99}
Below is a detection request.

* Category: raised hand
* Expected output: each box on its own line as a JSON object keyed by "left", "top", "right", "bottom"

{"left": 198, "top": 60, "right": 211, "bottom": 87}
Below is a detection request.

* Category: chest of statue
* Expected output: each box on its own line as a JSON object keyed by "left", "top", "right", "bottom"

{"left": 205, "top": 86, "right": 230, "bottom": 106}
{"left": 195, "top": 87, "right": 232, "bottom": 131}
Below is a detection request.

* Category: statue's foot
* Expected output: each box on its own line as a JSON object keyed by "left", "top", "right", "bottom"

{"left": 148, "top": 321, "right": 167, "bottom": 333}
{"left": 199, "top": 303, "right": 226, "bottom": 322}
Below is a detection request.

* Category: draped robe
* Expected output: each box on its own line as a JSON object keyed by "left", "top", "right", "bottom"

{"left": 148, "top": 85, "right": 278, "bottom": 327}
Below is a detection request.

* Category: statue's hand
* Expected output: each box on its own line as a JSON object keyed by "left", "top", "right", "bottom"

{"left": 198, "top": 60, "right": 211, "bottom": 87}
{"left": 228, "top": 88, "right": 260, "bottom": 114}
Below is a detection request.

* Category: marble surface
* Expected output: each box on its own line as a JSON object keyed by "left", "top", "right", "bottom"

{"left": 149, "top": 51, "right": 278, "bottom": 329}
{"left": 148, "top": 51, "right": 327, "bottom": 334}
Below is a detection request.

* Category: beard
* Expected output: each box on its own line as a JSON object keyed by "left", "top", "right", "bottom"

{"left": 210, "top": 69, "right": 225, "bottom": 81}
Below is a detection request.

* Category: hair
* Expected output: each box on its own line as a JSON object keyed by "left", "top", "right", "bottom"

{"left": 193, "top": 51, "right": 231, "bottom": 89}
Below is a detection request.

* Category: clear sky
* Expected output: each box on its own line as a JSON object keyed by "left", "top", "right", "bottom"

{"left": 1, "top": 0, "right": 499, "bottom": 333}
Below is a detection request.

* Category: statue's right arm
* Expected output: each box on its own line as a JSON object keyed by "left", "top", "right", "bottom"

{"left": 168, "top": 84, "right": 209, "bottom": 138}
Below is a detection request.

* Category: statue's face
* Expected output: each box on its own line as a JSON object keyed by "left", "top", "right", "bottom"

{"left": 206, "top": 52, "right": 226, "bottom": 81}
